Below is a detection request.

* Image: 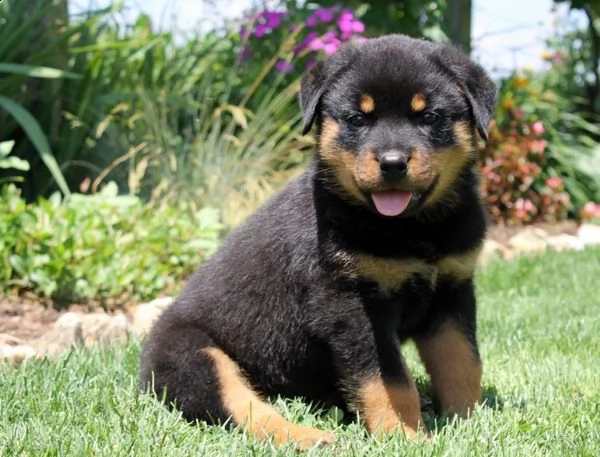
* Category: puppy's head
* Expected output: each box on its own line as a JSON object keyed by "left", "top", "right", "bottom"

{"left": 300, "top": 34, "right": 497, "bottom": 217}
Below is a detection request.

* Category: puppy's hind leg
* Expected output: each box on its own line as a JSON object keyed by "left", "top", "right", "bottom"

{"left": 202, "top": 346, "right": 335, "bottom": 450}
{"left": 140, "top": 325, "right": 333, "bottom": 450}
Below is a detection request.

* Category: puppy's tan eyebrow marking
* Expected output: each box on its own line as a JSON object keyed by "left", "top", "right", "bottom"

{"left": 360, "top": 94, "right": 375, "bottom": 113}
{"left": 410, "top": 93, "right": 427, "bottom": 112}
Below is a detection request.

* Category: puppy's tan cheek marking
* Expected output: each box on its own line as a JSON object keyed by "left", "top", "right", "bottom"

{"left": 202, "top": 347, "right": 334, "bottom": 449}
{"left": 436, "top": 244, "right": 483, "bottom": 281}
{"left": 425, "top": 148, "right": 470, "bottom": 207}
{"left": 354, "top": 150, "right": 381, "bottom": 189}
{"left": 423, "top": 121, "right": 477, "bottom": 207}
{"left": 414, "top": 325, "right": 482, "bottom": 417}
{"left": 407, "top": 149, "right": 435, "bottom": 189}
{"left": 319, "top": 118, "right": 366, "bottom": 204}
{"left": 359, "top": 376, "right": 425, "bottom": 438}
{"left": 410, "top": 93, "right": 427, "bottom": 112}
{"left": 360, "top": 94, "right": 375, "bottom": 114}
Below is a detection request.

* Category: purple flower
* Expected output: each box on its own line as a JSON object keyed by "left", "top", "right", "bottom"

{"left": 309, "top": 31, "right": 341, "bottom": 55}
{"left": 294, "top": 31, "right": 319, "bottom": 55}
{"left": 254, "top": 24, "right": 268, "bottom": 37}
{"left": 306, "top": 6, "right": 337, "bottom": 27}
{"left": 323, "top": 38, "right": 341, "bottom": 55}
{"left": 275, "top": 59, "right": 295, "bottom": 73}
{"left": 260, "top": 10, "right": 286, "bottom": 29}
{"left": 338, "top": 9, "right": 365, "bottom": 36}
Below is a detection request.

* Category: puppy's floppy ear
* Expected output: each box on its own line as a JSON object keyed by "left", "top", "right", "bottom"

{"left": 435, "top": 47, "right": 497, "bottom": 142}
{"left": 299, "top": 61, "right": 326, "bottom": 135}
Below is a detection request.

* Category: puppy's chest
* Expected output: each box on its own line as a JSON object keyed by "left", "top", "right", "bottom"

{"left": 333, "top": 245, "right": 482, "bottom": 295}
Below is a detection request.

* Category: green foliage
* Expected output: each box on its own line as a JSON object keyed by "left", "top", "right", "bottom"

{"left": 545, "top": 5, "right": 599, "bottom": 116}
{"left": 0, "top": 0, "right": 78, "bottom": 197}
{"left": 1, "top": 0, "right": 310, "bottom": 217}
{"left": 1, "top": 247, "right": 600, "bottom": 455}
{"left": 290, "top": 0, "right": 447, "bottom": 40}
{"left": 0, "top": 141, "right": 29, "bottom": 174}
{"left": 0, "top": 184, "right": 223, "bottom": 305}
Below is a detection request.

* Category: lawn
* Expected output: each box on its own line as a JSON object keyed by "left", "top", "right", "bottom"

{"left": 1, "top": 247, "right": 599, "bottom": 456}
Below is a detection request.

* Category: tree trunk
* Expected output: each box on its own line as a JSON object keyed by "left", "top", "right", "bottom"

{"left": 444, "top": 0, "right": 472, "bottom": 54}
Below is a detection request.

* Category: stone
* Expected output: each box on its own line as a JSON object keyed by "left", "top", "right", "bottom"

{"left": 508, "top": 227, "right": 549, "bottom": 254}
{"left": 546, "top": 233, "right": 585, "bottom": 252}
{"left": 0, "top": 344, "right": 36, "bottom": 364}
{"left": 130, "top": 297, "right": 173, "bottom": 336}
{"left": 577, "top": 223, "right": 600, "bottom": 247}
{"left": 80, "top": 312, "right": 131, "bottom": 346}
{"left": 479, "top": 239, "right": 506, "bottom": 266}
{"left": 33, "top": 312, "right": 84, "bottom": 358}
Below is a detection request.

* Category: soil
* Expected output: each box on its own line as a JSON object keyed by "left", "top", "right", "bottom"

{"left": 0, "top": 221, "right": 583, "bottom": 344}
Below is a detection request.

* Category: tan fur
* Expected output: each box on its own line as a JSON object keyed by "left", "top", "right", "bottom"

{"left": 452, "top": 121, "right": 475, "bottom": 153}
{"left": 203, "top": 347, "right": 334, "bottom": 450}
{"left": 319, "top": 118, "right": 367, "bottom": 204}
{"left": 354, "top": 150, "right": 381, "bottom": 190}
{"left": 437, "top": 245, "right": 482, "bottom": 281}
{"left": 407, "top": 148, "right": 436, "bottom": 190}
{"left": 358, "top": 376, "right": 425, "bottom": 438}
{"left": 360, "top": 94, "right": 376, "bottom": 113}
{"left": 410, "top": 93, "right": 427, "bottom": 112}
{"left": 414, "top": 325, "right": 482, "bottom": 416}
{"left": 424, "top": 122, "right": 476, "bottom": 208}
{"left": 351, "top": 254, "right": 437, "bottom": 294}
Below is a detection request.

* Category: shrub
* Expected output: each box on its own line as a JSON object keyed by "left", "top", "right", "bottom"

{"left": 480, "top": 70, "right": 600, "bottom": 225}
{"left": 0, "top": 184, "right": 223, "bottom": 306}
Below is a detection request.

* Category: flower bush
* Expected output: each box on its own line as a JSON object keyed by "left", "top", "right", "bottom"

{"left": 238, "top": 5, "right": 365, "bottom": 78}
{"left": 479, "top": 70, "right": 600, "bottom": 226}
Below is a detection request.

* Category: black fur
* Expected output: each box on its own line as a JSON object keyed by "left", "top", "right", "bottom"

{"left": 140, "top": 34, "right": 497, "bottom": 430}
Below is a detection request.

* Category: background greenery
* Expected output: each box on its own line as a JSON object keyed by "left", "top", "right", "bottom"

{"left": 0, "top": 0, "right": 599, "bottom": 303}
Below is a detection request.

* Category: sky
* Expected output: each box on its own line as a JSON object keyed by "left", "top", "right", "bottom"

{"left": 69, "top": 0, "right": 582, "bottom": 77}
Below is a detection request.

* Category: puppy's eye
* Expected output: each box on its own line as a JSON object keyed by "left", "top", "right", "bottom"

{"left": 347, "top": 113, "right": 367, "bottom": 127}
{"left": 422, "top": 112, "right": 440, "bottom": 125}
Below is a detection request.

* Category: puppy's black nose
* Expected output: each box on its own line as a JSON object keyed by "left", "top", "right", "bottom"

{"left": 379, "top": 152, "right": 408, "bottom": 178}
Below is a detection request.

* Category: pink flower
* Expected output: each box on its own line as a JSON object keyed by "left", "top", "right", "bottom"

{"left": 513, "top": 108, "right": 524, "bottom": 119}
{"left": 546, "top": 176, "right": 563, "bottom": 190}
{"left": 531, "top": 121, "right": 545, "bottom": 136}
{"left": 309, "top": 31, "right": 340, "bottom": 55}
{"left": 294, "top": 31, "right": 319, "bottom": 55}
{"left": 323, "top": 38, "right": 342, "bottom": 55}
{"left": 529, "top": 139, "right": 547, "bottom": 154}
{"left": 338, "top": 10, "right": 365, "bottom": 36}
{"left": 581, "top": 201, "right": 600, "bottom": 219}
{"left": 515, "top": 198, "right": 536, "bottom": 219}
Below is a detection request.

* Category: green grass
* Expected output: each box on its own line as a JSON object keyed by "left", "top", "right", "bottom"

{"left": 1, "top": 247, "right": 599, "bottom": 456}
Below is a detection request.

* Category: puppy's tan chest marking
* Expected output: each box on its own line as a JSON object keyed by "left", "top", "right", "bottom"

{"left": 436, "top": 245, "right": 482, "bottom": 282}
{"left": 335, "top": 246, "right": 482, "bottom": 293}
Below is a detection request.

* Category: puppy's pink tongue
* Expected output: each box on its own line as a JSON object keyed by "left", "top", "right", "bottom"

{"left": 372, "top": 191, "right": 412, "bottom": 216}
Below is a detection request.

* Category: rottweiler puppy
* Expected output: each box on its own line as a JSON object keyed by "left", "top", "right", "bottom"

{"left": 140, "top": 34, "right": 497, "bottom": 449}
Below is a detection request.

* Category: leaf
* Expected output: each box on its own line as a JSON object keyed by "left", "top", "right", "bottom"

{"left": 0, "top": 95, "right": 71, "bottom": 196}
{"left": 0, "top": 155, "right": 30, "bottom": 171}
{"left": 0, "top": 140, "right": 15, "bottom": 157}
{"left": 0, "top": 63, "right": 82, "bottom": 80}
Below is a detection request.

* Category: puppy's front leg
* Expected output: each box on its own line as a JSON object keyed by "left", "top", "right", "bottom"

{"left": 323, "top": 313, "right": 427, "bottom": 438}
